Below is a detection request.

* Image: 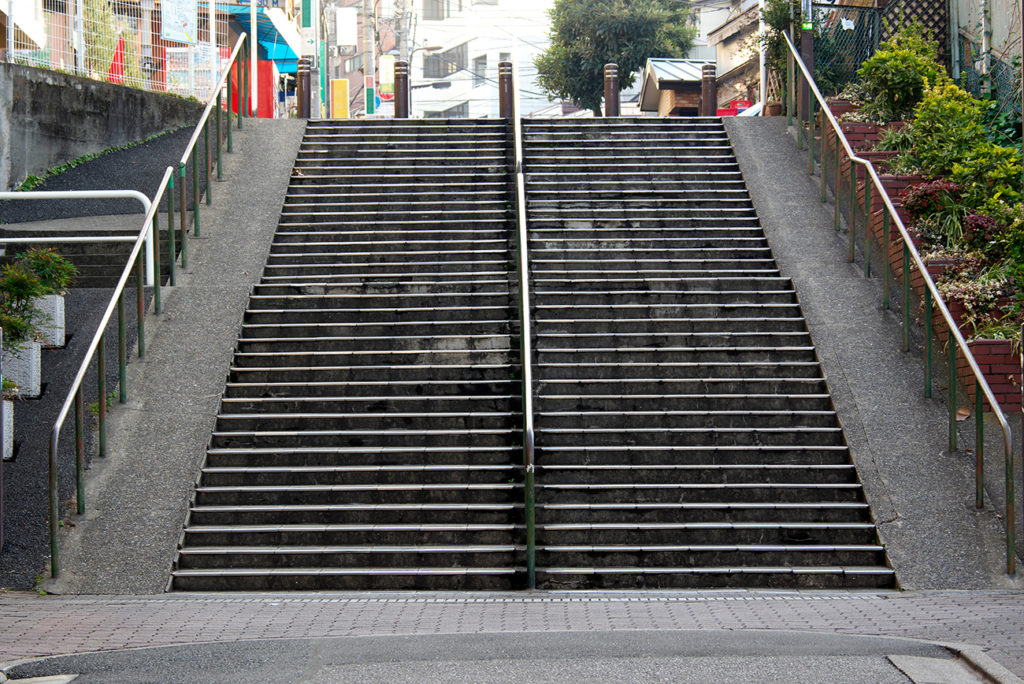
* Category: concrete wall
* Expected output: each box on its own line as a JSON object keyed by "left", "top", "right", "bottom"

{"left": 0, "top": 63, "right": 205, "bottom": 191}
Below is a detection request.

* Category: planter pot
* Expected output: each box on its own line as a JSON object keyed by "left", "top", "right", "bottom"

{"left": 764, "top": 102, "right": 783, "bottom": 116}
{"left": 34, "top": 294, "right": 65, "bottom": 348}
{"left": 956, "top": 339, "right": 1022, "bottom": 413}
{"left": 2, "top": 400, "right": 11, "bottom": 461}
{"left": 2, "top": 342, "right": 42, "bottom": 398}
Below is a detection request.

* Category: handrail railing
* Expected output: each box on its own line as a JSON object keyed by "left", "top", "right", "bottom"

{"left": 509, "top": 58, "right": 537, "bottom": 589}
{"left": 45, "top": 167, "right": 172, "bottom": 577}
{"left": 781, "top": 30, "right": 1017, "bottom": 574}
{"left": 0, "top": 190, "right": 155, "bottom": 286}
{"left": 43, "top": 33, "right": 250, "bottom": 578}
{"left": 175, "top": 34, "right": 250, "bottom": 259}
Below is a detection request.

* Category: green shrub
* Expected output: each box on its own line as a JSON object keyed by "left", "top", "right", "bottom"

{"left": 856, "top": 23, "right": 947, "bottom": 122}
{"left": 911, "top": 81, "right": 988, "bottom": 176}
{"left": 949, "top": 142, "right": 1023, "bottom": 213}
{"left": 16, "top": 248, "right": 77, "bottom": 294}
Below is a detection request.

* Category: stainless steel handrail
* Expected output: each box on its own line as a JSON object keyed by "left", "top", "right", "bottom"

{"left": 43, "top": 33, "right": 251, "bottom": 578}
{"left": 0, "top": 190, "right": 154, "bottom": 285}
{"left": 509, "top": 56, "right": 537, "bottom": 588}
{"left": 178, "top": 32, "right": 248, "bottom": 171}
{"left": 46, "top": 166, "right": 173, "bottom": 576}
{"left": 782, "top": 30, "right": 1016, "bottom": 573}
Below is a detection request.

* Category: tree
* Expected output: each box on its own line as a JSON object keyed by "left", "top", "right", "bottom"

{"left": 535, "top": 0, "right": 696, "bottom": 115}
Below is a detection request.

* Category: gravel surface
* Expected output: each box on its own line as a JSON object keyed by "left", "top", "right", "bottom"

{"left": 0, "top": 124, "right": 217, "bottom": 224}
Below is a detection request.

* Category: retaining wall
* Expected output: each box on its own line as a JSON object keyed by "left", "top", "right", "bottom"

{"left": 0, "top": 63, "right": 204, "bottom": 191}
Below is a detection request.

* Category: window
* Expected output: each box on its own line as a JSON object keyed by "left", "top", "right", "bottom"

{"left": 424, "top": 42, "right": 467, "bottom": 78}
{"left": 424, "top": 0, "right": 461, "bottom": 19}
{"left": 424, "top": 101, "right": 470, "bottom": 118}
{"left": 344, "top": 54, "right": 364, "bottom": 74}
{"left": 472, "top": 55, "right": 487, "bottom": 87}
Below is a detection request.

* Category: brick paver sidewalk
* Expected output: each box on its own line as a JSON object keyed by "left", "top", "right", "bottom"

{"left": 2, "top": 591, "right": 1023, "bottom": 675}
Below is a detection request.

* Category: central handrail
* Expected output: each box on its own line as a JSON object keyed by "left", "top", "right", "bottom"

{"left": 781, "top": 30, "right": 1016, "bottom": 574}
{"left": 509, "top": 57, "right": 537, "bottom": 589}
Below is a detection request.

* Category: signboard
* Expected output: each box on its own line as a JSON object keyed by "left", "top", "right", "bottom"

{"left": 336, "top": 7, "right": 358, "bottom": 47}
{"left": 378, "top": 54, "right": 395, "bottom": 101}
{"left": 301, "top": 26, "right": 316, "bottom": 56}
{"left": 161, "top": 0, "right": 198, "bottom": 44}
{"left": 331, "top": 79, "right": 350, "bottom": 118}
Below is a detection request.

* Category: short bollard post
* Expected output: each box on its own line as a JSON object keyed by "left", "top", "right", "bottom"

{"left": 701, "top": 64, "right": 717, "bottom": 116}
{"left": 297, "top": 58, "right": 311, "bottom": 119}
{"left": 603, "top": 63, "right": 619, "bottom": 117}
{"left": 498, "top": 62, "right": 514, "bottom": 119}
{"left": 395, "top": 60, "right": 409, "bottom": 118}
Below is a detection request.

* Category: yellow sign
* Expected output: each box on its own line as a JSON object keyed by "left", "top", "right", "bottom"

{"left": 331, "top": 79, "right": 350, "bottom": 119}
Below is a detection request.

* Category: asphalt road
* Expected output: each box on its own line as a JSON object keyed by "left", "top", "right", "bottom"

{"left": 3, "top": 630, "right": 959, "bottom": 683}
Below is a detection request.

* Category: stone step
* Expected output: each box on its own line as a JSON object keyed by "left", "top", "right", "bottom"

{"left": 204, "top": 445, "right": 521, "bottom": 468}
{"left": 171, "top": 567, "right": 524, "bottom": 591}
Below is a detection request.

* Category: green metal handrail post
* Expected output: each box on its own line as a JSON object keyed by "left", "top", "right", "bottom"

{"left": 227, "top": 70, "right": 234, "bottom": 153}
{"left": 902, "top": 243, "right": 910, "bottom": 352}
{"left": 808, "top": 97, "right": 815, "bottom": 174}
{"left": 924, "top": 288, "right": 933, "bottom": 397}
{"left": 246, "top": 38, "right": 251, "bottom": 118}
{"left": 864, "top": 182, "right": 872, "bottom": 277}
{"left": 882, "top": 212, "right": 891, "bottom": 309}
{"left": 216, "top": 92, "right": 223, "bottom": 180}
{"left": 179, "top": 163, "right": 189, "bottom": 270}
{"left": 167, "top": 175, "right": 176, "bottom": 287}
{"left": 98, "top": 333, "right": 107, "bottom": 458}
{"left": 117, "top": 292, "right": 126, "bottom": 403}
{"left": 948, "top": 331, "right": 957, "bottom": 451}
{"left": 136, "top": 256, "right": 145, "bottom": 358}
{"left": 48, "top": 442, "right": 59, "bottom": 576}
{"left": 74, "top": 389, "right": 84, "bottom": 514}
{"left": 152, "top": 216, "right": 162, "bottom": 314}
{"left": 192, "top": 147, "right": 200, "bottom": 236}
{"left": 204, "top": 120, "right": 212, "bottom": 204}
{"left": 821, "top": 123, "right": 828, "bottom": 203}
{"left": 178, "top": 162, "right": 187, "bottom": 269}
{"left": 848, "top": 165, "right": 856, "bottom": 261}
{"left": 975, "top": 383, "right": 984, "bottom": 508}
{"left": 239, "top": 39, "right": 245, "bottom": 129}
{"left": 833, "top": 143, "right": 840, "bottom": 229}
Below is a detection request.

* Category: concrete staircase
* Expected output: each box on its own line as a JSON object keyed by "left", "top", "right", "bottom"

{"left": 171, "top": 119, "right": 526, "bottom": 590}
{"left": 171, "top": 116, "right": 893, "bottom": 592}
{"left": 522, "top": 118, "right": 894, "bottom": 589}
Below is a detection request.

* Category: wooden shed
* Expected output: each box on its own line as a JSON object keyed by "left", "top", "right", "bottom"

{"left": 639, "top": 58, "right": 715, "bottom": 117}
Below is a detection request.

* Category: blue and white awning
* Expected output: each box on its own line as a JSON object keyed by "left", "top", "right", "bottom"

{"left": 216, "top": 5, "right": 301, "bottom": 74}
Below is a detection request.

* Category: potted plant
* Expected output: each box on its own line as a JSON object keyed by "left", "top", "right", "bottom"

{"left": 1, "top": 377, "right": 16, "bottom": 460}
{"left": 0, "top": 263, "right": 46, "bottom": 398}
{"left": 16, "top": 248, "right": 76, "bottom": 348}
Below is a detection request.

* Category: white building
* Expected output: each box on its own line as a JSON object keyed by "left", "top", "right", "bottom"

{"left": 403, "top": 0, "right": 554, "bottom": 118}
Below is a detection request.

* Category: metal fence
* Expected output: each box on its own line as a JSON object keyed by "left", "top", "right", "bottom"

{"left": 6, "top": 0, "right": 230, "bottom": 101}
{"left": 959, "top": 44, "right": 1023, "bottom": 131}
{"left": 812, "top": 3, "right": 880, "bottom": 97}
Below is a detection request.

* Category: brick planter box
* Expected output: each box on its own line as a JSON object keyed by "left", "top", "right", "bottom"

{"left": 956, "top": 339, "right": 1022, "bottom": 413}
{"left": 909, "top": 257, "right": 957, "bottom": 302}
{"left": 829, "top": 122, "right": 907, "bottom": 187}
{"left": 862, "top": 175, "right": 925, "bottom": 247}
{"left": 828, "top": 99, "right": 860, "bottom": 117}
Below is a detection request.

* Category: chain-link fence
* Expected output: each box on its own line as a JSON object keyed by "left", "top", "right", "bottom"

{"left": 812, "top": 3, "right": 880, "bottom": 97}
{"left": 6, "top": 0, "right": 230, "bottom": 100}
{"left": 958, "top": 37, "right": 1023, "bottom": 142}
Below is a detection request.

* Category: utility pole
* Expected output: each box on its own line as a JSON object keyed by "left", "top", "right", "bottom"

{"left": 397, "top": 0, "right": 408, "bottom": 62}
{"left": 363, "top": 0, "right": 375, "bottom": 114}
